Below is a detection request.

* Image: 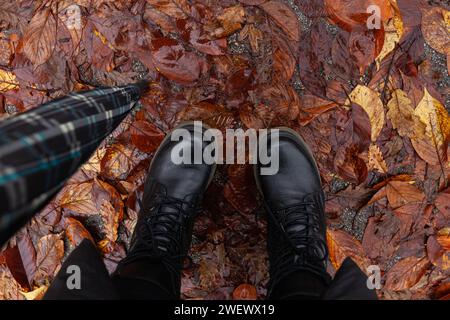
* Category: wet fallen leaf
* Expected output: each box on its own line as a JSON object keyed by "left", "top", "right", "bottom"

{"left": 385, "top": 256, "right": 430, "bottom": 291}
{"left": 327, "top": 229, "right": 369, "bottom": 272}
{"left": 65, "top": 217, "right": 95, "bottom": 247}
{"left": 325, "top": 0, "right": 393, "bottom": 32}
{"left": 0, "top": 265, "right": 23, "bottom": 300}
{"left": 34, "top": 234, "right": 64, "bottom": 285}
{"left": 386, "top": 89, "right": 419, "bottom": 138}
{"left": 22, "top": 6, "right": 57, "bottom": 66}
{"left": 386, "top": 180, "right": 425, "bottom": 209}
{"left": 421, "top": 7, "right": 450, "bottom": 55}
{"left": 151, "top": 37, "right": 204, "bottom": 84}
{"left": 130, "top": 120, "right": 165, "bottom": 154}
{"left": 214, "top": 5, "right": 245, "bottom": 38}
{"left": 411, "top": 88, "right": 450, "bottom": 165}
{"left": 260, "top": 1, "right": 299, "bottom": 41}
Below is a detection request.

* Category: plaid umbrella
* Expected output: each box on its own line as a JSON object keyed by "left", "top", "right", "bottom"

{"left": 0, "top": 82, "right": 147, "bottom": 246}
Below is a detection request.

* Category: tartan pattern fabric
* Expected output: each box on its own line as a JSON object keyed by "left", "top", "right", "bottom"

{"left": 0, "top": 84, "right": 144, "bottom": 245}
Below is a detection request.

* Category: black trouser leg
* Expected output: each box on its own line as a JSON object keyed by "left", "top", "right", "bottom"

{"left": 44, "top": 239, "right": 178, "bottom": 300}
{"left": 111, "top": 258, "right": 178, "bottom": 300}
{"left": 44, "top": 240, "right": 119, "bottom": 300}
{"left": 269, "top": 258, "right": 378, "bottom": 300}
{"left": 322, "top": 258, "right": 378, "bottom": 300}
{"left": 269, "top": 271, "right": 330, "bottom": 300}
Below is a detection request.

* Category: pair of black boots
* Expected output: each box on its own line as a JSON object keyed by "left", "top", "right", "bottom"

{"left": 114, "top": 123, "right": 330, "bottom": 299}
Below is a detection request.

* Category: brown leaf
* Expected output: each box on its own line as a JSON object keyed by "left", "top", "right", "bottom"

{"left": 349, "top": 26, "right": 385, "bottom": 73}
{"left": 4, "top": 231, "right": 36, "bottom": 289}
{"left": 421, "top": 7, "right": 450, "bottom": 55}
{"left": 260, "top": 1, "right": 299, "bottom": 41}
{"left": 59, "top": 181, "right": 97, "bottom": 215}
{"left": 272, "top": 37, "right": 296, "bottom": 81}
{"left": 23, "top": 6, "right": 57, "bottom": 65}
{"left": 130, "top": 120, "right": 165, "bottom": 153}
{"left": 0, "top": 2, "right": 30, "bottom": 32}
{"left": 223, "top": 165, "right": 258, "bottom": 215}
{"left": 147, "top": 0, "right": 190, "bottom": 19}
{"left": 101, "top": 143, "right": 144, "bottom": 181}
{"left": 327, "top": 229, "right": 369, "bottom": 272}
{"left": 325, "top": 0, "right": 393, "bottom": 32}
{"left": 427, "top": 235, "right": 450, "bottom": 271}
{"left": 386, "top": 180, "right": 425, "bottom": 209}
{"left": 435, "top": 190, "right": 450, "bottom": 219}
{"left": 65, "top": 217, "right": 94, "bottom": 247}
{"left": 151, "top": 37, "right": 204, "bottom": 84}
{"left": 34, "top": 234, "right": 64, "bottom": 285}
{"left": 232, "top": 284, "right": 257, "bottom": 300}
{"left": 0, "top": 265, "right": 23, "bottom": 300}
{"left": 213, "top": 5, "right": 245, "bottom": 38}
{"left": 384, "top": 256, "right": 430, "bottom": 291}
{"left": 368, "top": 144, "right": 388, "bottom": 173}
{"left": 334, "top": 144, "right": 368, "bottom": 184}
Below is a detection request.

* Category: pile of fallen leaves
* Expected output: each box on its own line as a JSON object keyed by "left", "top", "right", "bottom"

{"left": 0, "top": 0, "right": 449, "bottom": 300}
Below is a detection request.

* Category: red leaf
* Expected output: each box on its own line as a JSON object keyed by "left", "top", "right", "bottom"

{"left": 130, "top": 120, "right": 165, "bottom": 153}
{"left": 232, "top": 284, "right": 257, "bottom": 300}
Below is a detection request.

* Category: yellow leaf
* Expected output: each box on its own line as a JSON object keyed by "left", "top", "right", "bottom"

{"left": 21, "top": 285, "right": 48, "bottom": 300}
{"left": 411, "top": 88, "right": 450, "bottom": 165}
{"left": 347, "top": 85, "right": 385, "bottom": 142}
{"left": 0, "top": 69, "right": 19, "bottom": 92}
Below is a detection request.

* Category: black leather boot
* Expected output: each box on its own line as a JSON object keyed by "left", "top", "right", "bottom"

{"left": 114, "top": 122, "right": 216, "bottom": 297}
{"left": 254, "top": 128, "right": 331, "bottom": 298}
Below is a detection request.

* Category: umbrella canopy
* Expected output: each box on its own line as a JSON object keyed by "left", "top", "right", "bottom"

{"left": 0, "top": 83, "right": 147, "bottom": 246}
